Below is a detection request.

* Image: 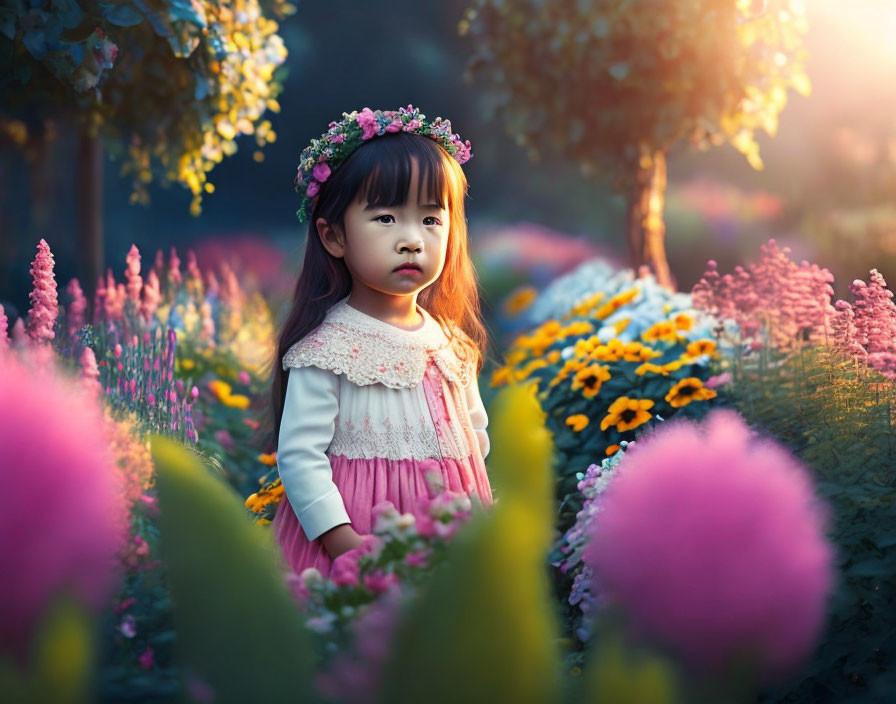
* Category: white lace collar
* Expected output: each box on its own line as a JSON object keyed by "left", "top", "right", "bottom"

{"left": 282, "top": 295, "right": 475, "bottom": 389}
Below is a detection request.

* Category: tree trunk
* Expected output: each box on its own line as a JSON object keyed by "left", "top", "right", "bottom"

{"left": 625, "top": 145, "right": 675, "bottom": 290}
{"left": 76, "top": 126, "right": 103, "bottom": 301}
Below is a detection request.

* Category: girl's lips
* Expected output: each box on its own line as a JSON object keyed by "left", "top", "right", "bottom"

{"left": 394, "top": 266, "right": 422, "bottom": 275}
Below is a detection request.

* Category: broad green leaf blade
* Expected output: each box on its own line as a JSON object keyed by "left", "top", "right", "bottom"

{"left": 378, "top": 383, "right": 562, "bottom": 704}
{"left": 150, "top": 435, "right": 317, "bottom": 704}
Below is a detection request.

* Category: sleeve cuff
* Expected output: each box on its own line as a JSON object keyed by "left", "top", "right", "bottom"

{"left": 297, "top": 487, "right": 352, "bottom": 542}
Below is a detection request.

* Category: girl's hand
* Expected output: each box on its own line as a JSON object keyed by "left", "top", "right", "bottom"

{"left": 320, "top": 523, "right": 366, "bottom": 560}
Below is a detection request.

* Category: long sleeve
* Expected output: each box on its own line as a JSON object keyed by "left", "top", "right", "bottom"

{"left": 464, "top": 374, "right": 490, "bottom": 459}
{"left": 277, "top": 365, "right": 352, "bottom": 541}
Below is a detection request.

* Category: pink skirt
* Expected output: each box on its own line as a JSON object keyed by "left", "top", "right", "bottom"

{"left": 273, "top": 363, "right": 493, "bottom": 579}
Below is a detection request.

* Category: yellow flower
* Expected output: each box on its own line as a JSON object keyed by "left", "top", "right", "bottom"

{"left": 490, "top": 366, "right": 514, "bottom": 388}
{"left": 515, "top": 358, "right": 549, "bottom": 381}
{"left": 221, "top": 393, "right": 250, "bottom": 409}
{"left": 641, "top": 321, "right": 679, "bottom": 343}
{"left": 564, "top": 291, "right": 605, "bottom": 320}
{"left": 546, "top": 350, "right": 562, "bottom": 364}
{"left": 635, "top": 362, "right": 665, "bottom": 376}
{"left": 673, "top": 312, "right": 694, "bottom": 331}
{"left": 180, "top": 358, "right": 196, "bottom": 371}
{"left": 573, "top": 335, "right": 602, "bottom": 359}
{"left": 612, "top": 317, "right": 631, "bottom": 335}
{"left": 503, "top": 286, "right": 538, "bottom": 316}
{"left": 665, "top": 378, "right": 718, "bottom": 408}
{"left": 685, "top": 339, "right": 717, "bottom": 358}
{"left": 245, "top": 478, "right": 285, "bottom": 513}
{"left": 565, "top": 414, "right": 590, "bottom": 432}
{"left": 257, "top": 452, "right": 277, "bottom": 466}
{"left": 254, "top": 517, "right": 272, "bottom": 526}
{"left": 549, "top": 358, "right": 587, "bottom": 387}
{"left": 605, "top": 444, "right": 621, "bottom": 456}
{"left": 570, "top": 364, "right": 611, "bottom": 399}
{"left": 600, "top": 397, "right": 654, "bottom": 432}
{"left": 505, "top": 349, "right": 529, "bottom": 366}
{"left": 208, "top": 379, "right": 232, "bottom": 401}
{"left": 594, "top": 288, "right": 639, "bottom": 320}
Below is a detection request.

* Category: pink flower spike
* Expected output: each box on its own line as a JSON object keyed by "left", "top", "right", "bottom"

{"left": 306, "top": 180, "right": 320, "bottom": 198}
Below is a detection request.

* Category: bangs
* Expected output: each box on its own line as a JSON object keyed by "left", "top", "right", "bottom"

{"left": 355, "top": 135, "right": 449, "bottom": 210}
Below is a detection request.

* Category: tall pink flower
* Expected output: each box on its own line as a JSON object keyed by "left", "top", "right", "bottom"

{"left": 25, "top": 238, "right": 59, "bottom": 345}
{"left": 66, "top": 278, "right": 88, "bottom": 337}
{"left": 0, "top": 356, "right": 129, "bottom": 667}
{"left": 141, "top": 269, "right": 162, "bottom": 321}
{"left": 585, "top": 409, "right": 835, "bottom": 684}
{"left": 0, "top": 303, "right": 8, "bottom": 350}
{"left": 125, "top": 244, "right": 143, "bottom": 303}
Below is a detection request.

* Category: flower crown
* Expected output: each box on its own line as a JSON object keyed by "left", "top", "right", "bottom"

{"left": 293, "top": 105, "right": 473, "bottom": 223}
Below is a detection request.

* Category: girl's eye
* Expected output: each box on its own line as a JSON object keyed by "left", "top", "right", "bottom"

{"left": 376, "top": 214, "right": 395, "bottom": 224}
{"left": 423, "top": 216, "right": 441, "bottom": 226}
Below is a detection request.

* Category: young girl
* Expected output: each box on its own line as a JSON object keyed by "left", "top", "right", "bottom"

{"left": 268, "top": 106, "right": 494, "bottom": 579}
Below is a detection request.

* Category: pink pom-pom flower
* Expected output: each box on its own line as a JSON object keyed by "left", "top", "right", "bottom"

{"left": 584, "top": 409, "right": 835, "bottom": 684}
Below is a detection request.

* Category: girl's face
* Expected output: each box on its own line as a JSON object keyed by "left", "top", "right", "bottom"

{"left": 317, "top": 158, "right": 450, "bottom": 302}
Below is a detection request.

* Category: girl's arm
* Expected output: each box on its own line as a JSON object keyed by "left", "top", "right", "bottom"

{"left": 464, "top": 375, "right": 490, "bottom": 459}
{"left": 278, "top": 365, "right": 355, "bottom": 543}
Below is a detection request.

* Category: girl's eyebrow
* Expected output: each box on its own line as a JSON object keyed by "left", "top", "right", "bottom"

{"left": 362, "top": 202, "right": 444, "bottom": 211}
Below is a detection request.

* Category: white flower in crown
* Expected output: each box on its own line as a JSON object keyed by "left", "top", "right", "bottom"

{"left": 293, "top": 104, "right": 474, "bottom": 223}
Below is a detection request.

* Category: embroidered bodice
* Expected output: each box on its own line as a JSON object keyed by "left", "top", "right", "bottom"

{"left": 276, "top": 296, "right": 490, "bottom": 542}
{"left": 281, "top": 296, "right": 476, "bottom": 389}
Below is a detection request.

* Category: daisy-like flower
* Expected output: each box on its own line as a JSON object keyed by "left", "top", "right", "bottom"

{"left": 673, "top": 312, "right": 693, "bottom": 331}
{"left": 665, "top": 377, "right": 718, "bottom": 408}
{"left": 594, "top": 288, "right": 639, "bottom": 320}
{"left": 600, "top": 397, "right": 655, "bottom": 432}
{"left": 641, "top": 320, "right": 680, "bottom": 343}
{"left": 621, "top": 341, "right": 662, "bottom": 363}
{"left": 570, "top": 364, "right": 611, "bottom": 398}
{"left": 565, "top": 414, "right": 590, "bottom": 432}
{"left": 685, "top": 339, "right": 716, "bottom": 358}
{"left": 549, "top": 357, "right": 587, "bottom": 388}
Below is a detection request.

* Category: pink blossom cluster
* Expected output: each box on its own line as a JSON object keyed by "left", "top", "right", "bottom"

{"left": 692, "top": 239, "right": 835, "bottom": 349}
{"left": 25, "top": 238, "right": 59, "bottom": 345}
{"left": 832, "top": 269, "right": 896, "bottom": 378}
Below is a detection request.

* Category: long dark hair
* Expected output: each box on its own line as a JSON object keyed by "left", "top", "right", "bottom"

{"left": 261, "top": 130, "right": 491, "bottom": 452}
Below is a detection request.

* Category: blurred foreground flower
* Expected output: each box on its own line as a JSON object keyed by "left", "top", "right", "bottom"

{"left": 0, "top": 356, "right": 129, "bottom": 667}
{"left": 585, "top": 409, "right": 835, "bottom": 685}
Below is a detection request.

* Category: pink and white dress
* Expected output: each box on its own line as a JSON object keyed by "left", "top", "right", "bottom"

{"left": 273, "top": 295, "right": 493, "bottom": 578}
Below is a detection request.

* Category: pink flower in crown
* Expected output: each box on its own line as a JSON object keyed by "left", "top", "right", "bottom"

{"left": 312, "top": 163, "right": 331, "bottom": 183}
{"left": 331, "top": 134, "right": 345, "bottom": 144}
{"left": 306, "top": 180, "right": 320, "bottom": 198}
{"left": 357, "top": 107, "right": 379, "bottom": 140}
{"left": 403, "top": 118, "right": 423, "bottom": 132}
{"left": 385, "top": 119, "right": 403, "bottom": 133}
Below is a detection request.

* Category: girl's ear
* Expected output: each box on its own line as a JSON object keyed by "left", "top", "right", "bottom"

{"left": 316, "top": 217, "right": 346, "bottom": 258}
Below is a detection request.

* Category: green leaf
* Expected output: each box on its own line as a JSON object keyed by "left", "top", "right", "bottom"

{"left": 149, "top": 435, "right": 317, "bottom": 704}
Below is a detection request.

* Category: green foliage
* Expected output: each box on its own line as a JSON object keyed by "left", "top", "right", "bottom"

{"left": 459, "top": 0, "right": 810, "bottom": 188}
{"left": 149, "top": 434, "right": 319, "bottom": 704}
{"left": 726, "top": 346, "right": 896, "bottom": 703}
{"left": 0, "top": 0, "right": 295, "bottom": 214}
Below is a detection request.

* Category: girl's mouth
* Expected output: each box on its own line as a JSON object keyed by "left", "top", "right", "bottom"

{"left": 394, "top": 263, "right": 423, "bottom": 275}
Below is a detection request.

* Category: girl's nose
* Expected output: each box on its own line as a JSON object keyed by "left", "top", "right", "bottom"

{"left": 397, "top": 239, "right": 423, "bottom": 253}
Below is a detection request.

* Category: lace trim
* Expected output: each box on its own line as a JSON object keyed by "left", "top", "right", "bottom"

{"left": 282, "top": 299, "right": 475, "bottom": 389}
{"left": 328, "top": 417, "right": 466, "bottom": 460}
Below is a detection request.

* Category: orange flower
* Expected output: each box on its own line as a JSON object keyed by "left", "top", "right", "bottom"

{"left": 600, "top": 397, "right": 654, "bottom": 432}
{"left": 605, "top": 444, "right": 621, "bottom": 456}
{"left": 665, "top": 377, "right": 718, "bottom": 408}
{"left": 503, "top": 286, "right": 538, "bottom": 316}
{"left": 686, "top": 339, "right": 717, "bottom": 358}
{"left": 257, "top": 452, "right": 278, "bottom": 466}
{"left": 565, "top": 414, "right": 590, "bottom": 432}
{"left": 570, "top": 364, "right": 611, "bottom": 399}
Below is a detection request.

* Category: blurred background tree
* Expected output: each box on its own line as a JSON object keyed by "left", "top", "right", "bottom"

{"left": 457, "top": 0, "right": 811, "bottom": 289}
{"left": 0, "top": 0, "right": 293, "bottom": 298}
